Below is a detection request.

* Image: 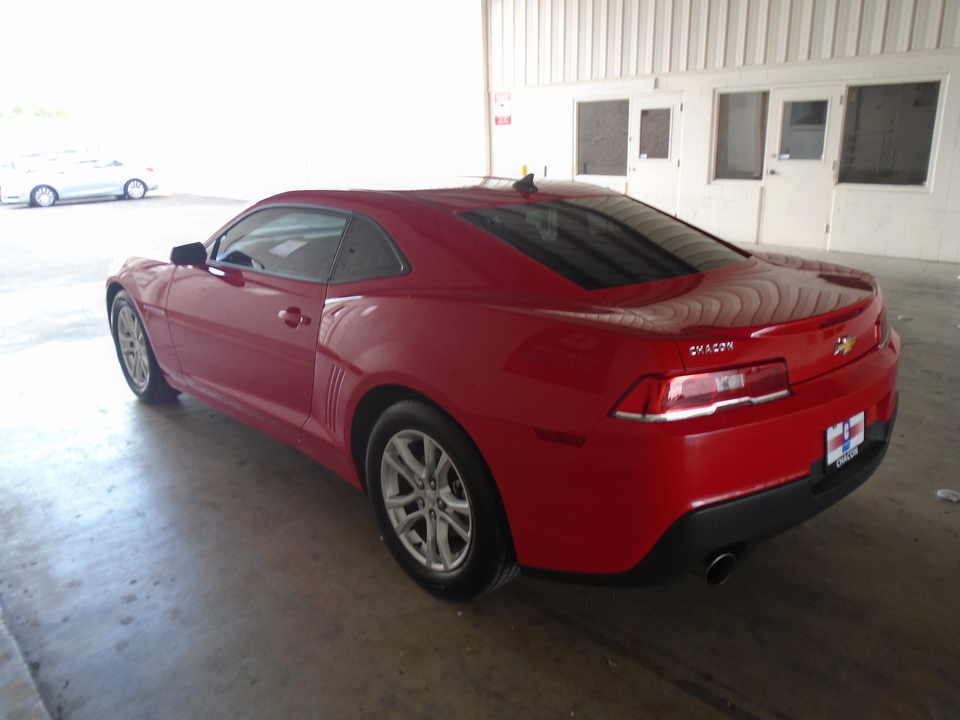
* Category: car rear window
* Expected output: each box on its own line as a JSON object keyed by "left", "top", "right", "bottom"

{"left": 457, "top": 196, "right": 745, "bottom": 290}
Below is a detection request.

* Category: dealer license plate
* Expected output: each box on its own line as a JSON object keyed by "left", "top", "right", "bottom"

{"left": 825, "top": 412, "right": 865, "bottom": 472}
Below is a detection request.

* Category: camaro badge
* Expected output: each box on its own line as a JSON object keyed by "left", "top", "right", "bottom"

{"left": 834, "top": 336, "right": 857, "bottom": 356}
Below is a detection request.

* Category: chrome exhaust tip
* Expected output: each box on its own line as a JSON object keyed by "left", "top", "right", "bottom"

{"left": 702, "top": 552, "right": 737, "bottom": 586}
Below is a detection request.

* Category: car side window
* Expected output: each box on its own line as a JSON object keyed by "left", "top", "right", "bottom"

{"left": 331, "top": 215, "right": 408, "bottom": 283}
{"left": 214, "top": 207, "right": 349, "bottom": 282}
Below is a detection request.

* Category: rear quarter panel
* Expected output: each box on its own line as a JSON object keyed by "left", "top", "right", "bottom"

{"left": 312, "top": 285, "right": 683, "bottom": 483}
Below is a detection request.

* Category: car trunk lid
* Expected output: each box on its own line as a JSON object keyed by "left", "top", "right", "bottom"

{"left": 593, "top": 253, "right": 881, "bottom": 385}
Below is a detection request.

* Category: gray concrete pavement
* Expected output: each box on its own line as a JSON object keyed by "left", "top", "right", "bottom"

{"left": 1, "top": 610, "right": 50, "bottom": 720}
{"left": 0, "top": 194, "right": 958, "bottom": 719}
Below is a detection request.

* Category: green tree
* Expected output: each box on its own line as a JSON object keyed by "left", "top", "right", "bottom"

{"left": 0, "top": 104, "right": 72, "bottom": 120}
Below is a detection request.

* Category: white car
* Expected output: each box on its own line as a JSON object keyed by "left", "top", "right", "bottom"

{"left": 0, "top": 157, "right": 160, "bottom": 207}
{"left": 0, "top": 159, "right": 16, "bottom": 196}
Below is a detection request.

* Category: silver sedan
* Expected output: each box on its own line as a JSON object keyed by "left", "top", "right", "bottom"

{"left": 0, "top": 158, "right": 160, "bottom": 207}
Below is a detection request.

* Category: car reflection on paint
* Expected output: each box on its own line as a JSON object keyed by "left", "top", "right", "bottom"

{"left": 106, "top": 176, "right": 899, "bottom": 599}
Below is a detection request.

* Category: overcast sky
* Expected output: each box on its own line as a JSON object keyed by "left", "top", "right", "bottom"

{"left": 0, "top": 0, "right": 488, "bottom": 197}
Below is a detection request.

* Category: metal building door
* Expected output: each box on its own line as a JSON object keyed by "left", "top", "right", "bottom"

{"left": 760, "top": 86, "right": 843, "bottom": 249}
{"left": 627, "top": 93, "right": 683, "bottom": 217}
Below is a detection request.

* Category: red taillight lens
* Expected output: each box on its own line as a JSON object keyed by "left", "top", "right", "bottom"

{"left": 613, "top": 361, "right": 790, "bottom": 422}
{"left": 876, "top": 309, "right": 891, "bottom": 350}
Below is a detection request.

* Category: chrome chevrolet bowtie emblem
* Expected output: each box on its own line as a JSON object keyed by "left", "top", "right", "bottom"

{"left": 835, "top": 336, "right": 857, "bottom": 355}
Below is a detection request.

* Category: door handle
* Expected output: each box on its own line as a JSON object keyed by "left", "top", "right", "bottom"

{"left": 278, "top": 308, "right": 312, "bottom": 328}
{"left": 207, "top": 266, "right": 245, "bottom": 286}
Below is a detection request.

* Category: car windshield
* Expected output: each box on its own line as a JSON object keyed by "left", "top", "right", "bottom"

{"left": 457, "top": 195, "right": 746, "bottom": 290}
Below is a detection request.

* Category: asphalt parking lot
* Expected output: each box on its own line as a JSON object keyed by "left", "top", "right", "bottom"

{"left": 0, "top": 194, "right": 958, "bottom": 719}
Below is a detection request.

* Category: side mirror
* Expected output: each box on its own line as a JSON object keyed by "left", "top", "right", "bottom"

{"left": 170, "top": 242, "right": 208, "bottom": 266}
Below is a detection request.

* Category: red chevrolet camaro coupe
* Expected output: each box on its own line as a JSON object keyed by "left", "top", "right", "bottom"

{"left": 107, "top": 177, "right": 899, "bottom": 599}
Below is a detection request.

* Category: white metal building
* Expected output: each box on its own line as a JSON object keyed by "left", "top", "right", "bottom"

{"left": 484, "top": 0, "right": 960, "bottom": 261}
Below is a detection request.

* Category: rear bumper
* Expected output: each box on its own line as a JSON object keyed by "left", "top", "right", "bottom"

{"left": 472, "top": 333, "right": 899, "bottom": 577}
{"left": 522, "top": 401, "right": 896, "bottom": 586}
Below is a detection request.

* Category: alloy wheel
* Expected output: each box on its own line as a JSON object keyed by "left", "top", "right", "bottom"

{"left": 116, "top": 305, "right": 150, "bottom": 391}
{"left": 33, "top": 187, "right": 55, "bottom": 207}
{"left": 380, "top": 429, "right": 473, "bottom": 571}
{"left": 126, "top": 180, "right": 146, "bottom": 199}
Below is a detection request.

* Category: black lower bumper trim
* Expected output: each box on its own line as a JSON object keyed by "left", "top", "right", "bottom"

{"left": 521, "top": 405, "right": 897, "bottom": 588}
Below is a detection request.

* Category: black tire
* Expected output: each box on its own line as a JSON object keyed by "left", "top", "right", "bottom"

{"left": 110, "top": 290, "right": 180, "bottom": 402}
{"left": 30, "top": 185, "right": 57, "bottom": 207}
{"left": 366, "top": 400, "right": 518, "bottom": 600}
{"left": 124, "top": 179, "right": 147, "bottom": 200}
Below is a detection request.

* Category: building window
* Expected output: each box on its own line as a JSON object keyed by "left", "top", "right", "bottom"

{"left": 839, "top": 82, "right": 940, "bottom": 185}
{"left": 779, "top": 101, "right": 828, "bottom": 160}
{"left": 639, "top": 109, "right": 671, "bottom": 159}
{"left": 715, "top": 91, "right": 769, "bottom": 180}
{"left": 577, "top": 100, "right": 628, "bottom": 176}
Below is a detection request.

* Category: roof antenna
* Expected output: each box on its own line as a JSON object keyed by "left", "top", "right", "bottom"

{"left": 513, "top": 173, "right": 538, "bottom": 192}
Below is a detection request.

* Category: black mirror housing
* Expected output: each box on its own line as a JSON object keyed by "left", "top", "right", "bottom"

{"left": 170, "top": 242, "right": 208, "bottom": 266}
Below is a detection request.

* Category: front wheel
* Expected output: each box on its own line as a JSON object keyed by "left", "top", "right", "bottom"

{"left": 31, "top": 185, "right": 57, "bottom": 207}
{"left": 124, "top": 179, "right": 147, "bottom": 199}
{"left": 110, "top": 290, "right": 179, "bottom": 402}
{"left": 366, "top": 400, "right": 518, "bottom": 600}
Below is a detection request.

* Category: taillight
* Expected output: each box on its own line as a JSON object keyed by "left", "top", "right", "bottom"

{"left": 876, "top": 309, "right": 891, "bottom": 350}
{"left": 146, "top": 167, "right": 154, "bottom": 172}
{"left": 613, "top": 361, "right": 790, "bottom": 422}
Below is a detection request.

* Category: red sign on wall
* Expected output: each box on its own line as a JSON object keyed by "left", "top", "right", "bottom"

{"left": 494, "top": 92, "right": 512, "bottom": 126}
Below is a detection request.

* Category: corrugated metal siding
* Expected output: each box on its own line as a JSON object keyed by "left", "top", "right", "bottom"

{"left": 487, "top": 0, "right": 960, "bottom": 88}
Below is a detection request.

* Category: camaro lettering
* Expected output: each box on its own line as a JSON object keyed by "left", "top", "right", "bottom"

{"left": 834, "top": 446, "right": 859, "bottom": 469}
{"left": 689, "top": 341, "right": 735, "bottom": 356}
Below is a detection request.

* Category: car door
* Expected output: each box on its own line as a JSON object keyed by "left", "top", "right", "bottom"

{"left": 88, "top": 159, "right": 128, "bottom": 195}
{"left": 56, "top": 159, "right": 100, "bottom": 198}
{"left": 165, "top": 206, "right": 349, "bottom": 438}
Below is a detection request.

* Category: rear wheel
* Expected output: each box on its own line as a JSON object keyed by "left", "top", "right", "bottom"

{"left": 31, "top": 185, "right": 57, "bottom": 207}
{"left": 366, "top": 400, "right": 518, "bottom": 600}
{"left": 124, "top": 179, "right": 147, "bottom": 199}
{"left": 110, "top": 290, "right": 179, "bottom": 402}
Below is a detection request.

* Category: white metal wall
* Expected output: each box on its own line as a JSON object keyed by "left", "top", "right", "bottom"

{"left": 488, "top": 0, "right": 960, "bottom": 87}
{"left": 486, "top": 0, "right": 960, "bottom": 261}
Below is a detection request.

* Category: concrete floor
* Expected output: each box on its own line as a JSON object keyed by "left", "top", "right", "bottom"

{"left": 0, "top": 194, "right": 958, "bottom": 720}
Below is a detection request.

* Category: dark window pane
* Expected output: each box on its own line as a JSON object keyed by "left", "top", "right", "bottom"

{"left": 577, "top": 100, "right": 628, "bottom": 176}
{"left": 331, "top": 215, "right": 407, "bottom": 283}
{"left": 215, "top": 208, "right": 348, "bottom": 281}
{"left": 715, "top": 92, "right": 768, "bottom": 179}
{"left": 639, "top": 108, "right": 671, "bottom": 159}
{"left": 839, "top": 82, "right": 939, "bottom": 185}
{"left": 779, "top": 100, "right": 828, "bottom": 160}
{"left": 458, "top": 196, "right": 744, "bottom": 290}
